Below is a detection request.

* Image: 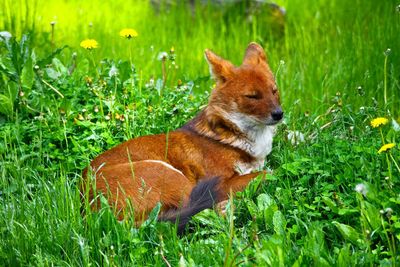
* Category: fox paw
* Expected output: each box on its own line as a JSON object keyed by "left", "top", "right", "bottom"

{"left": 215, "top": 200, "right": 231, "bottom": 216}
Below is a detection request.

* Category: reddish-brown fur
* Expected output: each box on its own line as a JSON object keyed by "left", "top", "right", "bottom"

{"left": 83, "top": 42, "right": 282, "bottom": 222}
{"left": 83, "top": 161, "right": 193, "bottom": 221}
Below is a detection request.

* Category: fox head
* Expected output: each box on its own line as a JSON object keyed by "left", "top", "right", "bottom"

{"left": 204, "top": 42, "right": 283, "bottom": 128}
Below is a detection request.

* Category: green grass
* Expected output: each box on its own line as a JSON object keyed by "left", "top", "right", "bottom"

{"left": 0, "top": 0, "right": 399, "bottom": 266}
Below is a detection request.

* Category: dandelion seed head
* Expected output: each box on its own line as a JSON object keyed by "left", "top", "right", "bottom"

{"left": 355, "top": 183, "right": 367, "bottom": 196}
{"left": 157, "top": 52, "right": 168, "bottom": 61}
{"left": 385, "top": 207, "right": 393, "bottom": 214}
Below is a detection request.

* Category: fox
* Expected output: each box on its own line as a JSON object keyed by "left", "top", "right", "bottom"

{"left": 82, "top": 42, "right": 283, "bottom": 233}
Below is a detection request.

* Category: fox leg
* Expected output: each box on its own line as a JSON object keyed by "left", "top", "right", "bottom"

{"left": 218, "top": 171, "right": 266, "bottom": 198}
{"left": 215, "top": 172, "right": 267, "bottom": 215}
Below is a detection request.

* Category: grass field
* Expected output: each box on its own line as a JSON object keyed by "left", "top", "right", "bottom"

{"left": 1, "top": 0, "right": 399, "bottom": 265}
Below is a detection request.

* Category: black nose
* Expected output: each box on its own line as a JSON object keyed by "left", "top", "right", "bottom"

{"left": 271, "top": 108, "right": 284, "bottom": 121}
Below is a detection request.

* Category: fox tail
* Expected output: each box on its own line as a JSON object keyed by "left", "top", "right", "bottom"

{"left": 158, "top": 177, "right": 220, "bottom": 234}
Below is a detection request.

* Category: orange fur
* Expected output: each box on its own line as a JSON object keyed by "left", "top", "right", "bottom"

{"left": 82, "top": 42, "right": 283, "bottom": 222}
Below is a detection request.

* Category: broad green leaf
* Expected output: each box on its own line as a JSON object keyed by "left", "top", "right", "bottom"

{"left": 363, "top": 202, "right": 380, "bottom": 230}
{"left": 45, "top": 67, "right": 61, "bottom": 80}
{"left": 273, "top": 210, "right": 286, "bottom": 236}
{"left": 141, "top": 202, "right": 161, "bottom": 228}
{"left": 52, "top": 58, "right": 68, "bottom": 75}
{"left": 332, "top": 221, "right": 362, "bottom": 245}
{"left": 257, "top": 193, "right": 275, "bottom": 210}
{"left": 257, "top": 193, "right": 278, "bottom": 226}
{"left": 322, "top": 196, "right": 338, "bottom": 213}
{"left": 244, "top": 198, "right": 258, "bottom": 217}
{"left": 0, "top": 94, "right": 13, "bottom": 116}
{"left": 337, "top": 244, "right": 353, "bottom": 267}
{"left": 337, "top": 208, "right": 358, "bottom": 215}
{"left": 6, "top": 81, "right": 18, "bottom": 101}
{"left": 21, "top": 55, "right": 34, "bottom": 91}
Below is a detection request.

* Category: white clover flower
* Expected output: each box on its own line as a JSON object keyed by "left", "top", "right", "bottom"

{"left": 355, "top": 183, "right": 368, "bottom": 196}
{"left": 109, "top": 65, "right": 118, "bottom": 77}
{"left": 287, "top": 130, "right": 305, "bottom": 146}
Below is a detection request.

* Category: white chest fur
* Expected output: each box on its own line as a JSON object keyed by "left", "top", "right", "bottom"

{"left": 226, "top": 111, "right": 276, "bottom": 175}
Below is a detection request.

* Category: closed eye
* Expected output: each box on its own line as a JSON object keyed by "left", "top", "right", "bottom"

{"left": 244, "top": 94, "right": 261, "bottom": 100}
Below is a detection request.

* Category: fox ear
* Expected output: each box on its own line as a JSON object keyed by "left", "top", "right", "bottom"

{"left": 243, "top": 42, "right": 267, "bottom": 66}
{"left": 205, "top": 49, "right": 234, "bottom": 83}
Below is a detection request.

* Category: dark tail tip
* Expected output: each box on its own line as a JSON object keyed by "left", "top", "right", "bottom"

{"left": 158, "top": 177, "right": 220, "bottom": 235}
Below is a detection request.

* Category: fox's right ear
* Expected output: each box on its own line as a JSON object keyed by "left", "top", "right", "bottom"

{"left": 205, "top": 49, "right": 234, "bottom": 83}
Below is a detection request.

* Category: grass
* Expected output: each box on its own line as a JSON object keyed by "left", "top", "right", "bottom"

{"left": 0, "top": 0, "right": 399, "bottom": 266}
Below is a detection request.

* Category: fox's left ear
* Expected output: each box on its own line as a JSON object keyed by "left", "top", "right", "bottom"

{"left": 205, "top": 49, "right": 234, "bottom": 83}
{"left": 243, "top": 42, "right": 267, "bottom": 66}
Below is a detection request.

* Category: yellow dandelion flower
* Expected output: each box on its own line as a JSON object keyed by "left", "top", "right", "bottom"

{"left": 119, "top": 29, "right": 138, "bottom": 39}
{"left": 80, "top": 39, "right": 99, "bottom": 50}
{"left": 370, "top": 117, "right": 389, "bottom": 128}
{"left": 378, "top": 143, "right": 395, "bottom": 153}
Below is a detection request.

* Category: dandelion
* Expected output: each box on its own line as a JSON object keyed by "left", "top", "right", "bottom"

{"left": 370, "top": 117, "right": 388, "bottom": 128}
{"left": 157, "top": 52, "right": 168, "bottom": 61}
{"left": 378, "top": 143, "right": 395, "bottom": 153}
{"left": 119, "top": 28, "right": 138, "bottom": 39}
{"left": 355, "top": 183, "right": 368, "bottom": 196}
{"left": 80, "top": 39, "right": 99, "bottom": 50}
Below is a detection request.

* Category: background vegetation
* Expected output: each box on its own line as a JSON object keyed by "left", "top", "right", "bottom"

{"left": 0, "top": 0, "right": 399, "bottom": 265}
